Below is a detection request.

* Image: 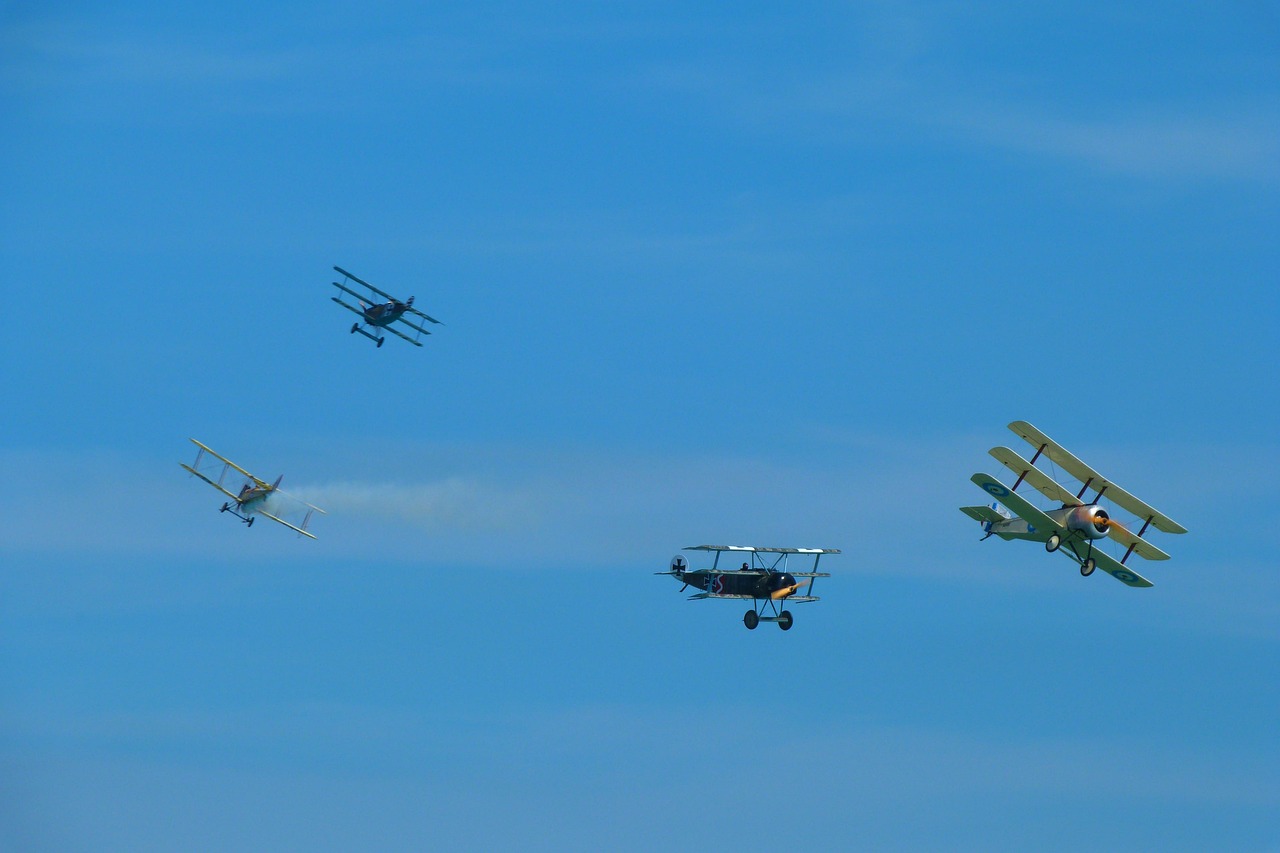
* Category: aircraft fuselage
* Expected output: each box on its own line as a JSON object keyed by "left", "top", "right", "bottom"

{"left": 363, "top": 301, "right": 410, "bottom": 327}
{"left": 679, "top": 569, "right": 800, "bottom": 599}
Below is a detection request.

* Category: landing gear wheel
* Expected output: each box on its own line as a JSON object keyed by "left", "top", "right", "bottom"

{"left": 220, "top": 503, "right": 229, "bottom": 513}
{"left": 743, "top": 610, "right": 759, "bottom": 630}
{"left": 376, "top": 337, "right": 384, "bottom": 348}
{"left": 778, "top": 610, "right": 794, "bottom": 631}
{"left": 247, "top": 517, "right": 255, "bottom": 528}
{"left": 1081, "top": 558, "right": 1096, "bottom": 577}
{"left": 351, "top": 323, "right": 359, "bottom": 334}
{"left": 1045, "top": 533, "right": 1061, "bottom": 553}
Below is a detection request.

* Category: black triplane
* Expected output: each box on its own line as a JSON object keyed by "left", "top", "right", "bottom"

{"left": 657, "top": 545, "right": 838, "bottom": 630}
{"left": 330, "top": 265, "right": 443, "bottom": 348}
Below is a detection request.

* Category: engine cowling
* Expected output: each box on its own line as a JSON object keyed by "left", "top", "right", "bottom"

{"left": 1064, "top": 505, "right": 1111, "bottom": 539}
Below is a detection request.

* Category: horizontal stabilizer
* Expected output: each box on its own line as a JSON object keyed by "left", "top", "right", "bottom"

{"left": 959, "top": 505, "right": 1005, "bottom": 524}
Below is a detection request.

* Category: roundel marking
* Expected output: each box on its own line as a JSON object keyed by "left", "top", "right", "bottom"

{"left": 1114, "top": 570, "right": 1136, "bottom": 583}
{"left": 982, "top": 481, "right": 1009, "bottom": 498}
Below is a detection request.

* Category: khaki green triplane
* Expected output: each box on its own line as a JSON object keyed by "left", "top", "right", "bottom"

{"left": 960, "top": 421, "right": 1186, "bottom": 588}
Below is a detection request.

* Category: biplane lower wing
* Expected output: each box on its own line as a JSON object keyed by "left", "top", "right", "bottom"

{"left": 334, "top": 265, "right": 394, "bottom": 301}
{"left": 180, "top": 463, "right": 238, "bottom": 501}
{"left": 259, "top": 509, "right": 319, "bottom": 540}
{"left": 970, "top": 473, "right": 1058, "bottom": 539}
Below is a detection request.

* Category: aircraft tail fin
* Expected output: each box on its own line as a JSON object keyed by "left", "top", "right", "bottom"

{"left": 272, "top": 474, "right": 283, "bottom": 490}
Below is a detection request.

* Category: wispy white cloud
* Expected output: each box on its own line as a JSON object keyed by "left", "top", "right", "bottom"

{"left": 937, "top": 105, "right": 1280, "bottom": 182}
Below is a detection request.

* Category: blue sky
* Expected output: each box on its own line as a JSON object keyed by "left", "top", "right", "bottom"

{"left": 1, "top": 2, "right": 1277, "bottom": 850}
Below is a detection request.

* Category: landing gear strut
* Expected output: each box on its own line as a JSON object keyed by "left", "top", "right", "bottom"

{"left": 744, "top": 599, "right": 796, "bottom": 631}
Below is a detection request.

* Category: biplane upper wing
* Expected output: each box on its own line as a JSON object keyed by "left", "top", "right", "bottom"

{"left": 334, "top": 265, "right": 395, "bottom": 302}
{"left": 989, "top": 446, "right": 1082, "bottom": 506}
{"left": 186, "top": 439, "right": 269, "bottom": 488}
{"left": 970, "top": 472, "right": 1060, "bottom": 538}
{"left": 1008, "top": 421, "right": 1187, "bottom": 534}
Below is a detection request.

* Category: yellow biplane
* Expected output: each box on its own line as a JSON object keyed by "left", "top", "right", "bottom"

{"left": 181, "top": 439, "right": 325, "bottom": 539}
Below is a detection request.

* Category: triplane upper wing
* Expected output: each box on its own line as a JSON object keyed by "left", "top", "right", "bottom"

{"left": 1007, "top": 421, "right": 1187, "bottom": 534}
{"left": 961, "top": 422, "right": 1185, "bottom": 588}
{"left": 659, "top": 545, "right": 840, "bottom": 630}
{"left": 181, "top": 439, "right": 325, "bottom": 539}
{"left": 333, "top": 265, "right": 395, "bottom": 302}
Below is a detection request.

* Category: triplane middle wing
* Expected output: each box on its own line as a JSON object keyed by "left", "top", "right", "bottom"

{"left": 181, "top": 439, "right": 325, "bottom": 539}
{"left": 657, "top": 545, "right": 839, "bottom": 630}
{"left": 960, "top": 422, "right": 1186, "bottom": 588}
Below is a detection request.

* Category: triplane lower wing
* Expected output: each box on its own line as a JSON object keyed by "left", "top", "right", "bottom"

{"left": 960, "top": 422, "right": 1186, "bottom": 588}
{"left": 181, "top": 439, "right": 325, "bottom": 539}
{"left": 656, "top": 545, "right": 839, "bottom": 630}
{"left": 331, "top": 265, "right": 443, "bottom": 349}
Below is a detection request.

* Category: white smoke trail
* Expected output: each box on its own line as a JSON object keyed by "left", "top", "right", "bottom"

{"left": 296, "top": 478, "right": 540, "bottom": 533}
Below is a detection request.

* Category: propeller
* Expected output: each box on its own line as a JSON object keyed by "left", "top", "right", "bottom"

{"left": 770, "top": 578, "right": 812, "bottom": 600}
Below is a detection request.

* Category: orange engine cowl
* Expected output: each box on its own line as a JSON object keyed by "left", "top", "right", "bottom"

{"left": 1064, "top": 505, "right": 1111, "bottom": 539}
